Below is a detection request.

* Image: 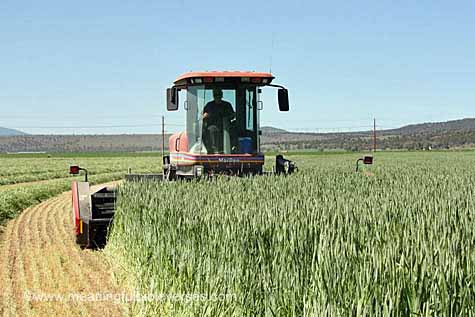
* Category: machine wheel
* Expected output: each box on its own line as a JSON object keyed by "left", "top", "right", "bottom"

{"left": 164, "top": 165, "right": 177, "bottom": 181}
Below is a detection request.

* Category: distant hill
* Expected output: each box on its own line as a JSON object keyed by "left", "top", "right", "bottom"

{"left": 1, "top": 118, "right": 475, "bottom": 152}
{"left": 0, "top": 127, "right": 26, "bottom": 136}
{"left": 261, "top": 126, "right": 288, "bottom": 134}
{"left": 383, "top": 118, "right": 475, "bottom": 135}
{"left": 262, "top": 118, "right": 475, "bottom": 151}
{"left": 0, "top": 134, "right": 165, "bottom": 153}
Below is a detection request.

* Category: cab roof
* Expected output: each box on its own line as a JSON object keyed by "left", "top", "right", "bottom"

{"left": 174, "top": 71, "right": 275, "bottom": 85}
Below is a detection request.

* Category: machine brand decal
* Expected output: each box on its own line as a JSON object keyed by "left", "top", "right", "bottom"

{"left": 218, "top": 157, "right": 240, "bottom": 163}
{"left": 170, "top": 153, "right": 265, "bottom": 166}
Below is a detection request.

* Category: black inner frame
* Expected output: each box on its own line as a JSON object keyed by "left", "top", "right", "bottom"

{"left": 187, "top": 83, "right": 259, "bottom": 154}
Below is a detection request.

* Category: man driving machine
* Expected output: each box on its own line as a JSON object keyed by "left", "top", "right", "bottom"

{"left": 202, "top": 88, "right": 235, "bottom": 153}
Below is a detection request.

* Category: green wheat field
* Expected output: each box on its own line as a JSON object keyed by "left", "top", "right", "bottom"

{"left": 1, "top": 151, "right": 474, "bottom": 315}
{"left": 104, "top": 151, "right": 475, "bottom": 316}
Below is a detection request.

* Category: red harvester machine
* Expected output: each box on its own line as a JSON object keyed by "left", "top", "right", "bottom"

{"left": 71, "top": 71, "right": 296, "bottom": 248}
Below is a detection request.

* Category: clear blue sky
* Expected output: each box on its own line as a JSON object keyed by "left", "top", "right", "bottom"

{"left": 0, "top": 0, "right": 474, "bottom": 134}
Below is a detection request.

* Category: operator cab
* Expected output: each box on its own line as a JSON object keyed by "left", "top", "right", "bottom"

{"left": 166, "top": 71, "right": 289, "bottom": 177}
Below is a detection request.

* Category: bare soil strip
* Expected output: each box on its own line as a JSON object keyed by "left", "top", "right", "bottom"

{"left": 0, "top": 191, "right": 126, "bottom": 316}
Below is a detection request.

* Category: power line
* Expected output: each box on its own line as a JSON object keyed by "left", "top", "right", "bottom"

{"left": 7, "top": 123, "right": 185, "bottom": 129}
{"left": 7, "top": 124, "right": 390, "bottom": 133}
{"left": 0, "top": 113, "right": 168, "bottom": 119}
{"left": 3, "top": 117, "right": 422, "bottom": 133}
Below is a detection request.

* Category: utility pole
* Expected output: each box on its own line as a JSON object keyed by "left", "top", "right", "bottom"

{"left": 161, "top": 116, "right": 165, "bottom": 159}
{"left": 373, "top": 118, "right": 377, "bottom": 152}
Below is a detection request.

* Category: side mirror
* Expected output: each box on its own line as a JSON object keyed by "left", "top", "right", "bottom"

{"left": 278, "top": 88, "right": 289, "bottom": 111}
{"left": 167, "top": 88, "right": 179, "bottom": 111}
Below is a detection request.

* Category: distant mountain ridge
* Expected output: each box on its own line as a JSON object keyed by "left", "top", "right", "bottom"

{"left": 0, "top": 127, "right": 27, "bottom": 136}
{"left": 261, "top": 126, "right": 288, "bottom": 134}
{"left": 1, "top": 118, "right": 475, "bottom": 152}
{"left": 264, "top": 118, "right": 475, "bottom": 151}
{"left": 383, "top": 118, "right": 475, "bottom": 135}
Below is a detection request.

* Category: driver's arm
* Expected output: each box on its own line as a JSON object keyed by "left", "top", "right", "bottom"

{"left": 203, "top": 103, "right": 212, "bottom": 120}
{"left": 223, "top": 102, "right": 235, "bottom": 120}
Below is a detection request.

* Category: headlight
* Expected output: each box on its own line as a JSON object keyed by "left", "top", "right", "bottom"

{"left": 195, "top": 166, "right": 204, "bottom": 177}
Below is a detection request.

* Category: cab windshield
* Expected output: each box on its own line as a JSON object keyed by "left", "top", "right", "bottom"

{"left": 186, "top": 85, "right": 258, "bottom": 154}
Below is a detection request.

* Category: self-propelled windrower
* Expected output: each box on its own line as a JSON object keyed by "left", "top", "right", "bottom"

{"left": 70, "top": 71, "right": 296, "bottom": 248}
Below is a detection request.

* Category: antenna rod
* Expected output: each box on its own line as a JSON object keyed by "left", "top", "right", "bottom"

{"left": 269, "top": 32, "right": 275, "bottom": 73}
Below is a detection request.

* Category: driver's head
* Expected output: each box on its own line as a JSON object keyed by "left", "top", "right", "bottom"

{"left": 212, "top": 88, "right": 223, "bottom": 102}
